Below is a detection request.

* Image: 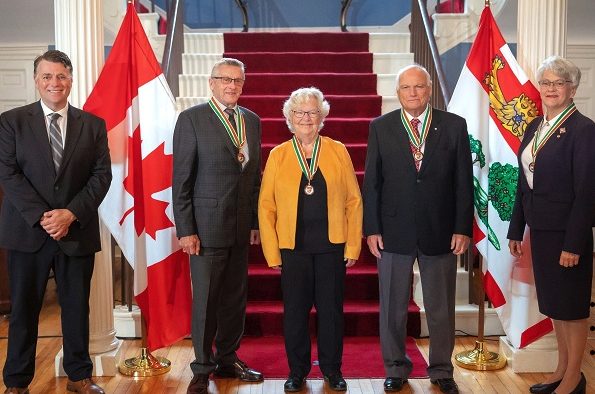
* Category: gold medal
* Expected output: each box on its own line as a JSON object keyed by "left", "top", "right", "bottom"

{"left": 414, "top": 150, "right": 423, "bottom": 161}
{"left": 304, "top": 184, "right": 314, "bottom": 195}
{"left": 237, "top": 152, "right": 245, "bottom": 163}
{"left": 528, "top": 162, "right": 535, "bottom": 172}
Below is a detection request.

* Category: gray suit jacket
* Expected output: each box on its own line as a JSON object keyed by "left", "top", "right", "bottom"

{"left": 172, "top": 102, "right": 262, "bottom": 248}
{"left": 0, "top": 101, "right": 112, "bottom": 256}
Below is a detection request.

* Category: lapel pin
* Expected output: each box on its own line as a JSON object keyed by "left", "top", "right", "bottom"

{"left": 559, "top": 128, "right": 566, "bottom": 134}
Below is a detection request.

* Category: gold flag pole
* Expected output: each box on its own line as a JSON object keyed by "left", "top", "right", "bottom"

{"left": 118, "top": 312, "right": 172, "bottom": 376}
{"left": 454, "top": 254, "right": 506, "bottom": 370}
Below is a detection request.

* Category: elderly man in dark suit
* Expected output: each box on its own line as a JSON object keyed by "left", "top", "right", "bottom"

{"left": 363, "top": 64, "right": 473, "bottom": 394}
{"left": 0, "top": 50, "right": 112, "bottom": 394}
{"left": 172, "top": 58, "right": 263, "bottom": 394}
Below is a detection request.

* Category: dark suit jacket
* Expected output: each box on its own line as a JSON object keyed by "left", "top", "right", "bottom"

{"left": 507, "top": 110, "right": 595, "bottom": 254}
{"left": 172, "top": 102, "right": 261, "bottom": 248}
{"left": 363, "top": 107, "right": 474, "bottom": 256}
{"left": 0, "top": 101, "right": 112, "bottom": 256}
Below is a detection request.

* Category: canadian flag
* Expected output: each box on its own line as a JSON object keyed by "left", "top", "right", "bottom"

{"left": 84, "top": 3, "right": 192, "bottom": 350}
{"left": 448, "top": 6, "right": 553, "bottom": 348}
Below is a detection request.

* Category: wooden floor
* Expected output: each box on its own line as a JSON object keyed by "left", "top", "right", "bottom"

{"left": 2, "top": 277, "right": 595, "bottom": 394}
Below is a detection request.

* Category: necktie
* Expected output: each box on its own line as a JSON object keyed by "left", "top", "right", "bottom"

{"left": 409, "top": 117, "right": 421, "bottom": 171}
{"left": 225, "top": 108, "right": 249, "bottom": 167}
{"left": 224, "top": 108, "right": 238, "bottom": 132}
{"left": 49, "top": 113, "right": 63, "bottom": 172}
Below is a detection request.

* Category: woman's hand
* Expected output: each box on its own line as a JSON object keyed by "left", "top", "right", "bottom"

{"left": 345, "top": 259, "right": 356, "bottom": 268}
{"left": 508, "top": 240, "right": 523, "bottom": 258}
{"left": 271, "top": 265, "right": 282, "bottom": 270}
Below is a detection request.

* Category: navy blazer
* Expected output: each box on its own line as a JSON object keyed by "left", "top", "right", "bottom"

{"left": 0, "top": 101, "right": 112, "bottom": 256}
{"left": 363, "top": 108, "right": 474, "bottom": 256}
{"left": 507, "top": 110, "right": 595, "bottom": 254}
{"left": 172, "top": 102, "right": 262, "bottom": 248}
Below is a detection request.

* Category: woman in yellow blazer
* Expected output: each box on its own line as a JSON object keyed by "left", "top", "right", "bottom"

{"left": 259, "top": 87, "right": 363, "bottom": 392}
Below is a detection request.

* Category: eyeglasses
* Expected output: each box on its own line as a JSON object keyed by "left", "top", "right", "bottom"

{"left": 212, "top": 76, "right": 245, "bottom": 86}
{"left": 538, "top": 80, "right": 572, "bottom": 88}
{"left": 292, "top": 110, "right": 320, "bottom": 118}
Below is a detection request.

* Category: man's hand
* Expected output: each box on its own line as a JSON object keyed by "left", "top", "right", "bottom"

{"left": 450, "top": 234, "right": 470, "bottom": 255}
{"left": 180, "top": 235, "right": 200, "bottom": 255}
{"left": 250, "top": 230, "right": 261, "bottom": 245}
{"left": 40, "top": 209, "right": 76, "bottom": 241}
{"left": 366, "top": 234, "right": 384, "bottom": 259}
{"left": 559, "top": 251, "right": 579, "bottom": 267}
{"left": 508, "top": 240, "right": 523, "bottom": 258}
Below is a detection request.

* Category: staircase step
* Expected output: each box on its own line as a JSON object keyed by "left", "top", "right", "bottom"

{"left": 247, "top": 264, "right": 379, "bottom": 302}
{"left": 176, "top": 96, "right": 400, "bottom": 116}
{"left": 223, "top": 52, "right": 374, "bottom": 73}
{"left": 180, "top": 73, "right": 378, "bottom": 96}
{"left": 181, "top": 53, "right": 412, "bottom": 75}
{"left": 244, "top": 300, "right": 421, "bottom": 337}
{"left": 223, "top": 32, "right": 370, "bottom": 53}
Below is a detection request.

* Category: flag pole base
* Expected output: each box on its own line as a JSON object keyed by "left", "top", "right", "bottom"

{"left": 454, "top": 341, "right": 507, "bottom": 370}
{"left": 118, "top": 347, "right": 171, "bottom": 376}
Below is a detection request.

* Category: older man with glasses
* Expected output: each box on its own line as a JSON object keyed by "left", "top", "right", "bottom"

{"left": 172, "top": 58, "right": 264, "bottom": 394}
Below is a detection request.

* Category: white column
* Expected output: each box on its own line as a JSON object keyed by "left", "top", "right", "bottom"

{"left": 53, "top": 0, "right": 122, "bottom": 377}
{"left": 517, "top": 0, "right": 567, "bottom": 84}
{"left": 498, "top": 0, "right": 569, "bottom": 373}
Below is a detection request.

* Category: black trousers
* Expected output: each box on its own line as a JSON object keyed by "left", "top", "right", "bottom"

{"left": 189, "top": 242, "right": 249, "bottom": 375}
{"left": 3, "top": 237, "right": 95, "bottom": 387}
{"left": 280, "top": 249, "right": 346, "bottom": 378}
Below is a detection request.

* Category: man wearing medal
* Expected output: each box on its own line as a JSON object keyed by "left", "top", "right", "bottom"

{"left": 258, "top": 87, "right": 363, "bottom": 392}
{"left": 363, "top": 64, "right": 473, "bottom": 394}
{"left": 172, "top": 58, "right": 263, "bottom": 394}
{"left": 508, "top": 56, "right": 595, "bottom": 394}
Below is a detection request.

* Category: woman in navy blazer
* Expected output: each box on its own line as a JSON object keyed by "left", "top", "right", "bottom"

{"left": 508, "top": 56, "right": 595, "bottom": 394}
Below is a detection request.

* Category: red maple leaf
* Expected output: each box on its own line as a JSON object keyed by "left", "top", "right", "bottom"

{"left": 120, "top": 126, "right": 174, "bottom": 239}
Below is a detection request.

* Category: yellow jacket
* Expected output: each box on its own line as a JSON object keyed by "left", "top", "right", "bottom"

{"left": 258, "top": 136, "right": 363, "bottom": 267}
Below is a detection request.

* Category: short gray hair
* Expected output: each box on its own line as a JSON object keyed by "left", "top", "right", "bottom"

{"left": 282, "top": 87, "right": 330, "bottom": 133}
{"left": 536, "top": 55, "right": 581, "bottom": 88}
{"left": 396, "top": 64, "right": 432, "bottom": 87}
{"left": 211, "top": 58, "right": 245, "bottom": 78}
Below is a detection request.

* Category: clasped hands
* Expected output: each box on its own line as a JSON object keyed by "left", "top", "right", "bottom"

{"left": 40, "top": 209, "right": 76, "bottom": 241}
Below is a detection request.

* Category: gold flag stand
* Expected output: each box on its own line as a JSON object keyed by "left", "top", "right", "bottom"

{"left": 118, "top": 311, "right": 172, "bottom": 376}
{"left": 454, "top": 255, "right": 506, "bottom": 370}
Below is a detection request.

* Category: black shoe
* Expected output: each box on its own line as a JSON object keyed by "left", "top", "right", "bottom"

{"left": 324, "top": 373, "right": 347, "bottom": 391}
{"left": 213, "top": 360, "right": 263, "bottom": 382}
{"left": 553, "top": 373, "right": 587, "bottom": 394}
{"left": 187, "top": 373, "right": 209, "bottom": 394}
{"left": 431, "top": 378, "right": 459, "bottom": 394}
{"left": 284, "top": 376, "right": 306, "bottom": 392}
{"left": 384, "top": 377, "right": 406, "bottom": 392}
{"left": 530, "top": 379, "right": 562, "bottom": 393}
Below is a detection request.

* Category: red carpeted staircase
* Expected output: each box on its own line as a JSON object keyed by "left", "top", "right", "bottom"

{"left": 220, "top": 32, "right": 421, "bottom": 339}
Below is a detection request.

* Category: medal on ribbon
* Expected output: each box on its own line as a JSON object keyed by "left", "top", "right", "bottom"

{"left": 529, "top": 102, "right": 576, "bottom": 172}
{"left": 401, "top": 106, "right": 432, "bottom": 161}
{"left": 208, "top": 97, "right": 246, "bottom": 162}
{"left": 291, "top": 135, "right": 321, "bottom": 195}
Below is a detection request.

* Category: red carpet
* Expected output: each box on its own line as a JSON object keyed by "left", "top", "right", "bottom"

{"left": 236, "top": 336, "right": 428, "bottom": 379}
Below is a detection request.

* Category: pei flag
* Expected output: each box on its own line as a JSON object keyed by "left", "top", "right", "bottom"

{"left": 83, "top": 3, "right": 192, "bottom": 350}
{"left": 448, "top": 6, "right": 552, "bottom": 348}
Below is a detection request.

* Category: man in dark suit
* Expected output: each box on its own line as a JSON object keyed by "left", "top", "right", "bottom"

{"left": 172, "top": 58, "right": 263, "bottom": 394}
{"left": 363, "top": 64, "right": 473, "bottom": 394}
{"left": 0, "top": 50, "right": 112, "bottom": 394}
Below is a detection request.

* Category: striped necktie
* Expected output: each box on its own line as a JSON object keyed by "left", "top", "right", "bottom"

{"left": 409, "top": 117, "right": 421, "bottom": 171}
{"left": 49, "top": 113, "right": 63, "bottom": 172}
